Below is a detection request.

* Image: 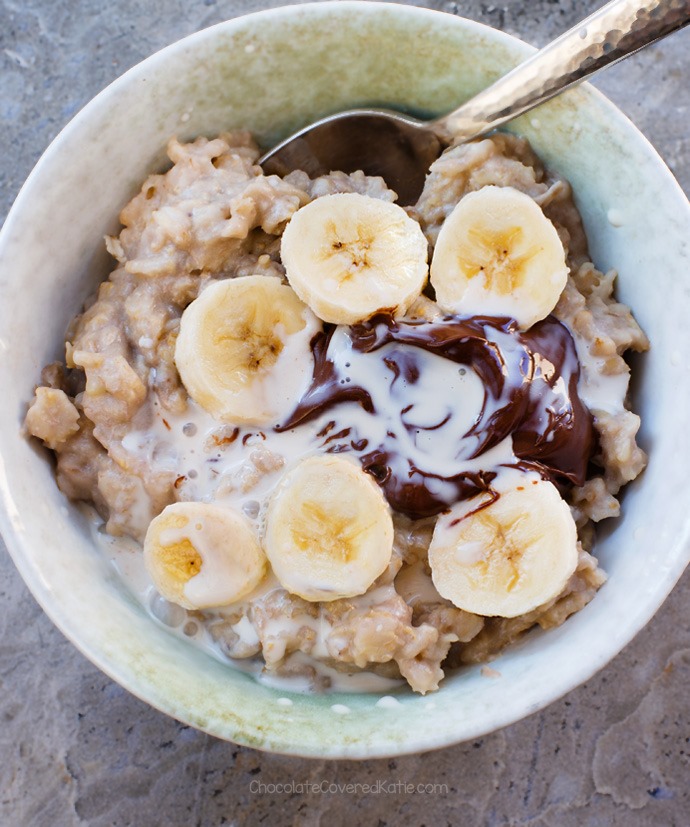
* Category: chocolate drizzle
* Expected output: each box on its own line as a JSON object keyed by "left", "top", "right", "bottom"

{"left": 279, "top": 313, "right": 594, "bottom": 519}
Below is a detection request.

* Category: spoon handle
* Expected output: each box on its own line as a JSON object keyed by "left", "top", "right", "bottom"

{"left": 436, "top": 0, "right": 690, "bottom": 140}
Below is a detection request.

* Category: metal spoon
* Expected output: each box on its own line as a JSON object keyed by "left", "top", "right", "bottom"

{"left": 260, "top": 0, "right": 690, "bottom": 205}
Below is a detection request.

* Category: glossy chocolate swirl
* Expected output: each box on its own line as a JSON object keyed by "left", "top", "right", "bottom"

{"left": 280, "top": 314, "right": 594, "bottom": 518}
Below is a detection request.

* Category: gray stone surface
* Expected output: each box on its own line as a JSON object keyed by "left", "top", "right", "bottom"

{"left": 1, "top": 0, "right": 689, "bottom": 824}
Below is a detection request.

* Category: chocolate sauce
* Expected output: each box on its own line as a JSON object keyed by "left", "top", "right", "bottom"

{"left": 279, "top": 313, "right": 594, "bottom": 519}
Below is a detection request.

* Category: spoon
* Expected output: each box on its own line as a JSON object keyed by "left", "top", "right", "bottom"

{"left": 260, "top": 0, "right": 690, "bottom": 205}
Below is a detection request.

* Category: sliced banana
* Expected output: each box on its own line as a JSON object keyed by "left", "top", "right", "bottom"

{"left": 263, "top": 455, "right": 394, "bottom": 602}
{"left": 430, "top": 186, "right": 568, "bottom": 329}
{"left": 144, "top": 501, "right": 267, "bottom": 610}
{"left": 280, "top": 192, "right": 429, "bottom": 324}
{"left": 428, "top": 472, "right": 578, "bottom": 617}
{"left": 174, "top": 275, "right": 320, "bottom": 425}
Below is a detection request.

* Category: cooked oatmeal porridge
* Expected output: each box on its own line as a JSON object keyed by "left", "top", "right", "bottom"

{"left": 25, "top": 130, "right": 648, "bottom": 694}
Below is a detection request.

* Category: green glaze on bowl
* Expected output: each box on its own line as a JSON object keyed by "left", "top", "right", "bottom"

{"left": 0, "top": 2, "right": 689, "bottom": 758}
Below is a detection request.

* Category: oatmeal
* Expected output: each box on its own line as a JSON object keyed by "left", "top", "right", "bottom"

{"left": 25, "top": 130, "right": 647, "bottom": 694}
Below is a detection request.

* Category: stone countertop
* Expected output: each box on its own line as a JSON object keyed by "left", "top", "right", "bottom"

{"left": 1, "top": 1, "right": 688, "bottom": 824}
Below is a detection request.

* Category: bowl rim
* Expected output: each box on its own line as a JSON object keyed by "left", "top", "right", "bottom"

{"left": 1, "top": 0, "right": 689, "bottom": 759}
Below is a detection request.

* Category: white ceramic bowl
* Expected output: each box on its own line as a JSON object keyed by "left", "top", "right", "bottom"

{"left": 1, "top": 2, "right": 689, "bottom": 758}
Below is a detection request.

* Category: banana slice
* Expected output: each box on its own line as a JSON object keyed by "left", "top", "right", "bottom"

{"left": 264, "top": 455, "right": 394, "bottom": 602}
{"left": 430, "top": 186, "right": 568, "bottom": 330}
{"left": 174, "top": 275, "right": 320, "bottom": 425}
{"left": 144, "top": 502, "right": 267, "bottom": 610}
{"left": 428, "top": 473, "right": 578, "bottom": 617}
{"left": 280, "top": 193, "right": 429, "bottom": 324}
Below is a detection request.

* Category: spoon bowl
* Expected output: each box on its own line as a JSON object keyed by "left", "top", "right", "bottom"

{"left": 261, "top": 109, "right": 442, "bottom": 205}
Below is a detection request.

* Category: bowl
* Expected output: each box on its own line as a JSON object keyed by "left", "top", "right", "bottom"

{"left": 1, "top": 1, "right": 689, "bottom": 758}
